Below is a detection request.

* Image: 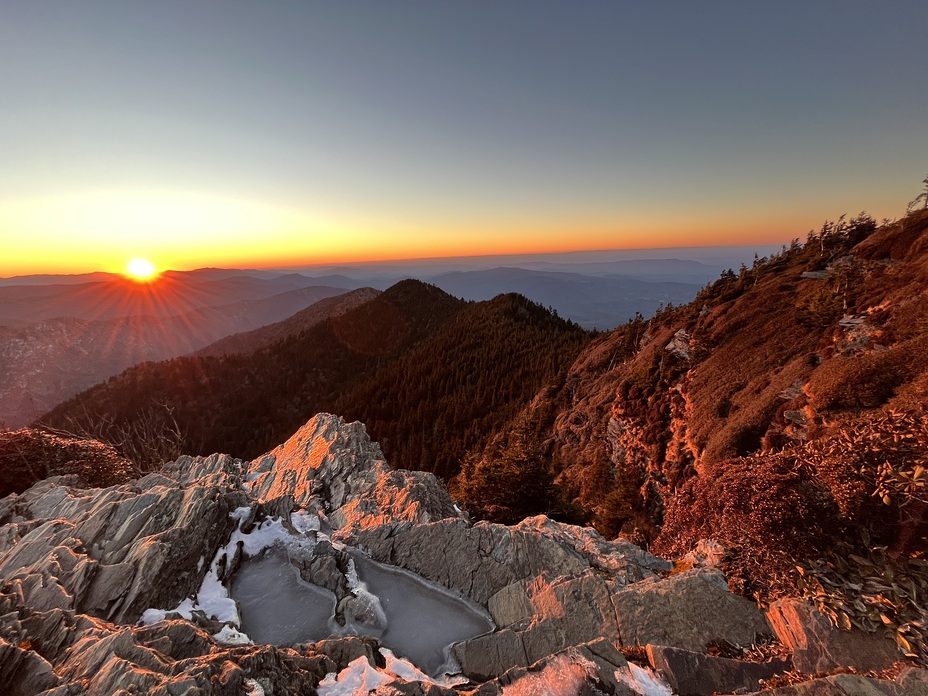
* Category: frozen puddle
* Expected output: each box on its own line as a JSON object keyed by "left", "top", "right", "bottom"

{"left": 232, "top": 546, "right": 493, "bottom": 675}
{"left": 232, "top": 549, "right": 337, "bottom": 645}
{"left": 351, "top": 553, "right": 494, "bottom": 675}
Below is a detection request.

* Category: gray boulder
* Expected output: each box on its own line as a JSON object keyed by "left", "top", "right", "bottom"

{"left": 347, "top": 515, "right": 666, "bottom": 606}
{"left": 767, "top": 598, "right": 900, "bottom": 674}
{"left": 612, "top": 567, "right": 772, "bottom": 651}
{"left": 473, "top": 639, "right": 639, "bottom": 696}
{"left": 646, "top": 644, "right": 790, "bottom": 696}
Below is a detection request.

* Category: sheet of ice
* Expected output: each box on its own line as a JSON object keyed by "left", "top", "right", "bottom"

{"left": 233, "top": 548, "right": 337, "bottom": 645}
{"left": 614, "top": 662, "right": 673, "bottom": 696}
{"left": 141, "top": 507, "right": 314, "bottom": 629}
{"left": 351, "top": 553, "right": 494, "bottom": 676}
{"left": 142, "top": 505, "right": 491, "bottom": 681}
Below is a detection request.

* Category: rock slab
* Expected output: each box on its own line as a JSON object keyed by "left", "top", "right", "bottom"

{"left": 767, "top": 598, "right": 900, "bottom": 674}
{"left": 612, "top": 567, "right": 772, "bottom": 651}
{"left": 647, "top": 644, "right": 790, "bottom": 696}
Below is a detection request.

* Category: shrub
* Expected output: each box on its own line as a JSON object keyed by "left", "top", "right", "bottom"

{"left": 653, "top": 452, "right": 842, "bottom": 599}
{"left": 0, "top": 428, "right": 134, "bottom": 497}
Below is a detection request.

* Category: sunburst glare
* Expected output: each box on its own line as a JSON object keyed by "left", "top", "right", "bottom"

{"left": 126, "top": 258, "right": 158, "bottom": 281}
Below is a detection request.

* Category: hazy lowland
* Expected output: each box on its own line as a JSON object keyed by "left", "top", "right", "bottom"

{"left": 2, "top": 208, "right": 928, "bottom": 694}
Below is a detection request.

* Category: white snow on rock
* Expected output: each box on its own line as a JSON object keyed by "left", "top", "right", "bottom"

{"left": 213, "top": 624, "right": 252, "bottom": 645}
{"left": 316, "top": 650, "right": 466, "bottom": 696}
{"left": 501, "top": 652, "right": 598, "bottom": 696}
{"left": 140, "top": 506, "right": 317, "bottom": 632}
{"left": 615, "top": 662, "right": 673, "bottom": 696}
{"left": 317, "top": 656, "right": 393, "bottom": 696}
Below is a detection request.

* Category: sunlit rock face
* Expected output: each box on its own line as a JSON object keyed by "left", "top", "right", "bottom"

{"left": 246, "top": 414, "right": 461, "bottom": 528}
{"left": 0, "top": 412, "right": 806, "bottom": 695}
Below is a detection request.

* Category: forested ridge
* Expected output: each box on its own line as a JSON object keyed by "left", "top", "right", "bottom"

{"left": 39, "top": 281, "right": 592, "bottom": 478}
{"left": 453, "top": 207, "right": 928, "bottom": 656}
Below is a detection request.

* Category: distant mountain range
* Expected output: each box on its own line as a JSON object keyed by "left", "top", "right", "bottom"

{"left": 426, "top": 267, "right": 700, "bottom": 329}
{"left": 0, "top": 284, "right": 351, "bottom": 428}
{"left": 0, "top": 271, "right": 358, "bottom": 327}
{"left": 1, "top": 246, "right": 774, "bottom": 428}
{"left": 40, "top": 281, "right": 591, "bottom": 476}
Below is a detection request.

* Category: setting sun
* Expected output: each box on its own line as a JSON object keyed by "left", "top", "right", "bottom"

{"left": 126, "top": 258, "right": 157, "bottom": 281}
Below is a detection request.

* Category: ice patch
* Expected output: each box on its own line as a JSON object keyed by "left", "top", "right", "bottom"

{"left": 140, "top": 506, "right": 304, "bottom": 629}
{"left": 233, "top": 548, "right": 337, "bottom": 644}
{"left": 615, "top": 662, "right": 673, "bottom": 696}
{"left": 350, "top": 552, "right": 494, "bottom": 675}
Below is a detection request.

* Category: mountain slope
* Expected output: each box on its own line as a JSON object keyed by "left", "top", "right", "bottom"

{"left": 331, "top": 292, "right": 591, "bottom": 478}
{"left": 36, "top": 281, "right": 466, "bottom": 455}
{"left": 38, "top": 282, "right": 591, "bottom": 478}
{"left": 196, "top": 287, "right": 381, "bottom": 357}
{"left": 467, "top": 210, "right": 928, "bottom": 610}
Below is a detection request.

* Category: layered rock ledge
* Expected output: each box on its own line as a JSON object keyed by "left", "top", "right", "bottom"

{"left": 0, "top": 414, "right": 921, "bottom": 695}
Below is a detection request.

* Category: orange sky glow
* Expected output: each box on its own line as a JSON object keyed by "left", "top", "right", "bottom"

{"left": 0, "top": 188, "right": 855, "bottom": 278}
{"left": 2, "top": 4, "right": 924, "bottom": 279}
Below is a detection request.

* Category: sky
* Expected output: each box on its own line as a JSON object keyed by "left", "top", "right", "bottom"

{"left": 1, "top": 1, "right": 926, "bottom": 276}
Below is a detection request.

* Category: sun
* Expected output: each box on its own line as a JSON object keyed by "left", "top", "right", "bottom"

{"left": 125, "top": 258, "right": 158, "bottom": 281}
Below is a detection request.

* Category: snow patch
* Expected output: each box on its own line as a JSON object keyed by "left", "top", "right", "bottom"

{"left": 317, "top": 651, "right": 466, "bottom": 696}
{"left": 317, "top": 656, "right": 392, "bottom": 696}
{"left": 615, "top": 662, "right": 673, "bottom": 696}
{"left": 501, "top": 652, "right": 598, "bottom": 696}
{"left": 380, "top": 648, "right": 432, "bottom": 683}
{"left": 213, "top": 624, "right": 252, "bottom": 645}
{"left": 291, "top": 509, "right": 321, "bottom": 534}
{"left": 244, "top": 678, "right": 265, "bottom": 696}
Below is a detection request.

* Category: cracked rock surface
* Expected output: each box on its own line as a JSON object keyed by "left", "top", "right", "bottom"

{"left": 0, "top": 413, "right": 916, "bottom": 695}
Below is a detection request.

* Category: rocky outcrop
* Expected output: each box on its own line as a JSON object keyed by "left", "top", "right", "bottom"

{"left": 0, "top": 456, "right": 246, "bottom": 626}
{"left": 469, "top": 639, "right": 640, "bottom": 696}
{"left": 0, "top": 412, "right": 918, "bottom": 694}
{"left": 612, "top": 568, "right": 772, "bottom": 651}
{"left": 767, "top": 598, "right": 900, "bottom": 674}
{"left": 647, "top": 645, "right": 790, "bottom": 696}
{"left": 247, "top": 415, "right": 459, "bottom": 528}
